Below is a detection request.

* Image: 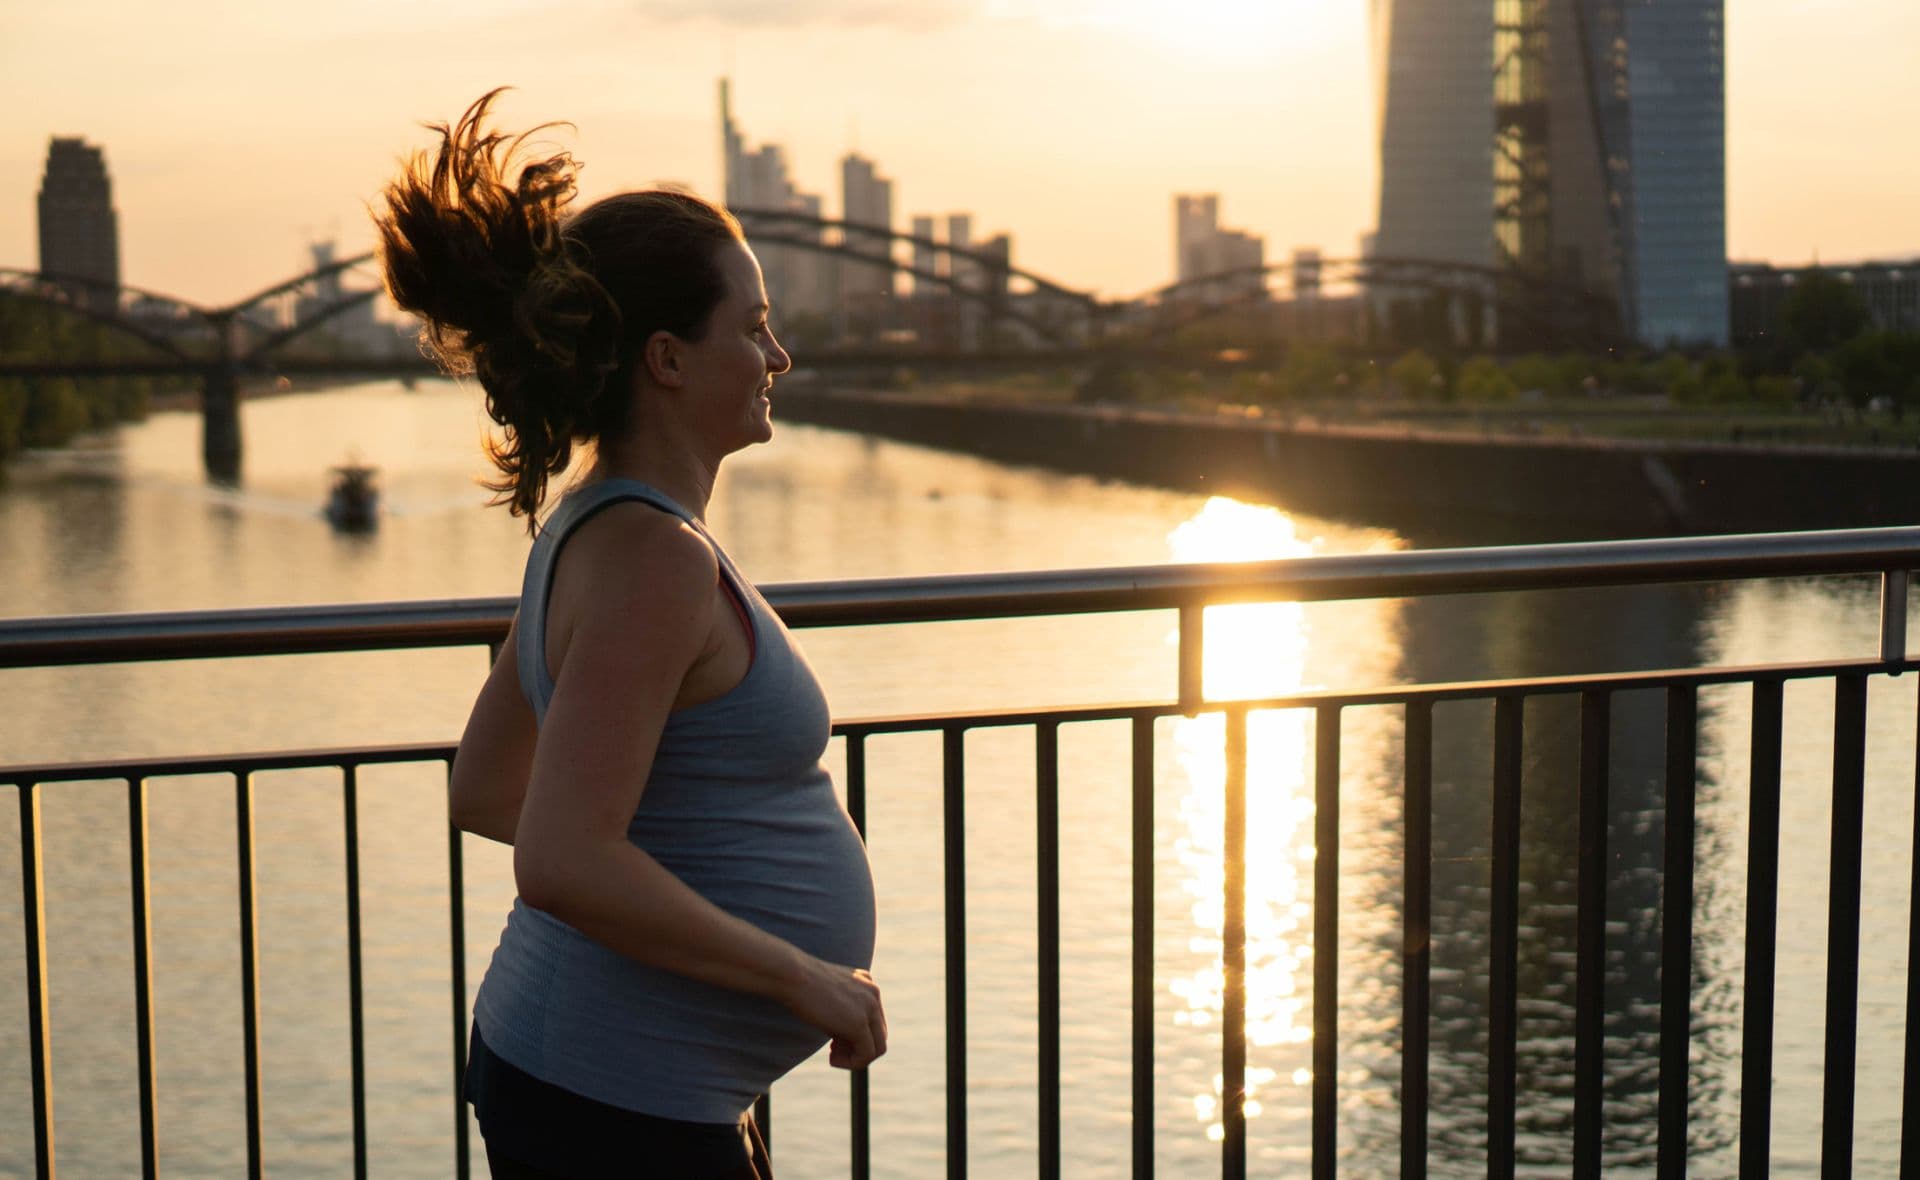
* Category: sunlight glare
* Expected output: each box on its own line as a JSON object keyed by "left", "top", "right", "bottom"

{"left": 1165, "top": 496, "right": 1318, "bottom": 1140}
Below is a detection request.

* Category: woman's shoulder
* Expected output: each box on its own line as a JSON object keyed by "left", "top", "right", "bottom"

{"left": 561, "top": 499, "right": 718, "bottom": 603}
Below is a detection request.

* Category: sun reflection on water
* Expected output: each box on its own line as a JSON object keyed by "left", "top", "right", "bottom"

{"left": 1165, "top": 496, "right": 1319, "bottom": 1141}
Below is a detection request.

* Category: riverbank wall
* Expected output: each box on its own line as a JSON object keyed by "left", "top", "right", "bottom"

{"left": 775, "top": 386, "right": 1920, "bottom": 540}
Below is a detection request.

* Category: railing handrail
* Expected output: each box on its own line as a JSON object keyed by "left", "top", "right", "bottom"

{"left": 5, "top": 524, "right": 1920, "bottom": 669}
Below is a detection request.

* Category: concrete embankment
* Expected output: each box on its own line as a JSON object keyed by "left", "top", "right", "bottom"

{"left": 774, "top": 386, "right": 1920, "bottom": 539}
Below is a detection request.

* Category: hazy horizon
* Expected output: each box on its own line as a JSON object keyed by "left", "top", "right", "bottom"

{"left": 4, "top": 0, "right": 1916, "bottom": 307}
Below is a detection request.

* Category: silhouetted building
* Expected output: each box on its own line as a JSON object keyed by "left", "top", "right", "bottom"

{"left": 719, "top": 80, "right": 834, "bottom": 320}
{"left": 1173, "top": 194, "right": 1266, "bottom": 304}
{"left": 1730, "top": 259, "right": 1920, "bottom": 345}
{"left": 37, "top": 137, "right": 120, "bottom": 310}
{"left": 909, "top": 214, "right": 940, "bottom": 297}
{"left": 1371, "top": 0, "right": 1727, "bottom": 346}
{"left": 293, "top": 241, "right": 388, "bottom": 354}
{"left": 840, "top": 153, "right": 895, "bottom": 307}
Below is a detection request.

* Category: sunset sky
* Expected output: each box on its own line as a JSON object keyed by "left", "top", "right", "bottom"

{"left": 2, "top": 0, "right": 1915, "bottom": 308}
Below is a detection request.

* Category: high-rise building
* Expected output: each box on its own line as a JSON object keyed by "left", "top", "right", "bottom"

{"left": 37, "top": 137, "right": 120, "bottom": 310}
{"left": 1173, "top": 194, "right": 1266, "bottom": 302}
{"left": 719, "top": 80, "right": 834, "bottom": 320}
{"left": 839, "top": 153, "right": 895, "bottom": 305}
{"left": 909, "top": 214, "right": 940, "bottom": 297}
{"left": 293, "top": 241, "right": 384, "bottom": 352}
{"left": 1371, "top": 0, "right": 1726, "bottom": 346}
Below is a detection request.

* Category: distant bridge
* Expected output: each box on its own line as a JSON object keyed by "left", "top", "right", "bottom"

{"left": 1, "top": 210, "right": 1626, "bottom": 479}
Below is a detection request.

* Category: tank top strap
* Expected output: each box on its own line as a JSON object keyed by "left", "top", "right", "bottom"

{"left": 515, "top": 479, "right": 702, "bottom": 721}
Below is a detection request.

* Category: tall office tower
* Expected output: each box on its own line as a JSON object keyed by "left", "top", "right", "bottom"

{"left": 947, "top": 214, "right": 982, "bottom": 349}
{"left": 294, "top": 241, "right": 379, "bottom": 349}
{"left": 37, "top": 137, "right": 120, "bottom": 310}
{"left": 1371, "top": 0, "right": 1726, "bottom": 346}
{"left": 718, "top": 79, "right": 833, "bottom": 320}
{"left": 910, "top": 215, "right": 940, "bottom": 297}
{"left": 1174, "top": 194, "right": 1221, "bottom": 282}
{"left": 839, "top": 153, "right": 895, "bottom": 305}
{"left": 1172, "top": 194, "right": 1266, "bottom": 302}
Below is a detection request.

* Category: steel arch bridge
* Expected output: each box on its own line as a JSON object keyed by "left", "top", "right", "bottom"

{"left": 4, "top": 211, "right": 1634, "bottom": 479}
{"left": 728, "top": 209, "right": 1625, "bottom": 352}
{"left": 0, "top": 255, "right": 397, "bottom": 479}
{"left": 1121, "top": 255, "right": 1627, "bottom": 352}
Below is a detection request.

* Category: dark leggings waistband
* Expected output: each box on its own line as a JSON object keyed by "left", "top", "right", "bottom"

{"left": 465, "top": 1024, "right": 773, "bottom": 1179}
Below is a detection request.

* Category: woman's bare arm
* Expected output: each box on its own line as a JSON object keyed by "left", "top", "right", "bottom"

{"left": 448, "top": 612, "right": 536, "bottom": 845}
{"left": 511, "top": 506, "right": 887, "bottom": 1069}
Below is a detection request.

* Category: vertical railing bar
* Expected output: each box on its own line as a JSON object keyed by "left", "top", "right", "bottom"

{"left": 1401, "top": 702, "right": 1433, "bottom": 1180}
{"left": 1823, "top": 674, "right": 1868, "bottom": 1176}
{"left": 846, "top": 733, "right": 871, "bottom": 1180}
{"left": 1739, "top": 678, "right": 1784, "bottom": 1179}
{"left": 1903, "top": 681, "right": 1920, "bottom": 1178}
{"left": 1883, "top": 570, "right": 1910, "bottom": 663}
{"left": 1132, "top": 715, "right": 1155, "bottom": 1180}
{"left": 1488, "top": 695, "right": 1524, "bottom": 1180}
{"left": 129, "top": 775, "right": 159, "bottom": 1180}
{"left": 1038, "top": 722, "right": 1062, "bottom": 1180}
{"left": 1313, "top": 705, "right": 1341, "bottom": 1180}
{"left": 342, "top": 763, "right": 368, "bottom": 1180}
{"left": 1179, "top": 604, "right": 1205, "bottom": 717}
{"left": 1658, "top": 687, "right": 1698, "bottom": 1180}
{"left": 945, "top": 726, "right": 968, "bottom": 1180}
{"left": 1574, "top": 692, "right": 1611, "bottom": 1180}
{"left": 754, "top": 1093, "right": 771, "bottom": 1153}
{"left": 19, "top": 782, "right": 56, "bottom": 1180}
{"left": 234, "top": 770, "right": 265, "bottom": 1180}
{"left": 446, "top": 761, "right": 471, "bottom": 1180}
{"left": 1222, "top": 707, "right": 1248, "bottom": 1180}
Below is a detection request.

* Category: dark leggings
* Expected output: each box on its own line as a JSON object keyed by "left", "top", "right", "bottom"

{"left": 466, "top": 1026, "right": 773, "bottom": 1179}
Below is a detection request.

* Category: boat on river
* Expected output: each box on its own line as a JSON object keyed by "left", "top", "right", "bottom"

{"left": 324, "top": 463, "right": 379, "bottom": 531}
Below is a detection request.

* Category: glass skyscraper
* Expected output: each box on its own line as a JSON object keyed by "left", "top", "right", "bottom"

{"left": 1372, "top": 0, "right": 1727, "bottom": 347}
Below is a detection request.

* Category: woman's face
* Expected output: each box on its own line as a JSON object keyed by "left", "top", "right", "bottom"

{"left": 676, "top": 240, "right": 792, "bottom": 454}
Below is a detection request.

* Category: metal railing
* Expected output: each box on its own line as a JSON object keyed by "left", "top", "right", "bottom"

{"left": 7, "top": 525, "right": 1920, "bottom": 1179}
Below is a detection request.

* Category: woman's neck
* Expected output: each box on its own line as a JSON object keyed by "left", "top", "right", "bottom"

{"left": 585, "top": 432, "right": 720, "bottom": 522}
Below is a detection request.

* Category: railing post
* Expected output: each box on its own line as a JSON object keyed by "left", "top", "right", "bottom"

{"left": 1740, "top": 679, "right": 1784, "bottom": 1178}
{"left": 235, "top": 771, "right": 264, "bottom": 1180}
{"left": 1401, "top": 702, "right": 1432, "bottom": 1180}
{"left": 943, "top": 727, "right": 968, "bottom": 1180}
{"left": 1221, "top": 708, "right": 1248, "bottom": 1180}
{"left": 19, "top": 783, "right": 56, "bottom": 1180}
{"left": 1488, "top": 696, "right": 1524, "bottom": 1180}
{"left": 1658, "top": 687, "right": 1698, "bottom": 1179}
{"left": 447, "top": 764, "right": 471, "bottom": 1180}
{"left": 1882, "top": 570, "right": 1909, "bottom": 667}
{"left": 1131, "top": 716, "right": 1155, "bottom": 1180}
{"left": 129, "top": 776, "right": 160, "bottom": 1180}
{"left": 343, "top": 764, "right": 369, "bottom": 1180}
{"left": 1823, "top": 675, "right": 1869, "bottom": 1176}
{"left": 1179, "top": 605, "right": 1205, "bottom": 717}
{"left": 1312, "top": 706, "right": 1341, "bottom": 1180}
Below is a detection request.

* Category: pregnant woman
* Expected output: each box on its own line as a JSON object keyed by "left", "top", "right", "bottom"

{"left": 376, "top": 91, "right": 884, "bottom": 1179}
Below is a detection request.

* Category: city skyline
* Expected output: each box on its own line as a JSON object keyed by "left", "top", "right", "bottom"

{"left": 1, "top": 0, "right": 1915, "bottom": 306}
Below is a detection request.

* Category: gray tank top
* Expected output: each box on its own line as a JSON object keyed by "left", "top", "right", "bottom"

{"left": 472, "top": 479, "right": 877, "bottom": 1122}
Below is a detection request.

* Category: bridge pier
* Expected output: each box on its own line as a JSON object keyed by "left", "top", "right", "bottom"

{"left": 201, "top": 366, "right": 241, "bottom": 483}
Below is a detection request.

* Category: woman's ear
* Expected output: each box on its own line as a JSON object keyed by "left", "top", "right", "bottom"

{"left": 643, "top": 330, "right": 684, "bottom": 388}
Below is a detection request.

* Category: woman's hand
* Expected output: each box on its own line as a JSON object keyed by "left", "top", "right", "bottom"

{"left": 782, "top": 956, "right": 888, "bottom": 1070}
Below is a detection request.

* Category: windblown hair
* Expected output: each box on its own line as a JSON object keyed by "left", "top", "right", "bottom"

{"left": 375, "top": 89, "right": 744, "bottom": 527}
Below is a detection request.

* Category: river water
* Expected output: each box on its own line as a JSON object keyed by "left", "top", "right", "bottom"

{"left": 0, "top": 381, "right": 1914, "bottom": 1178}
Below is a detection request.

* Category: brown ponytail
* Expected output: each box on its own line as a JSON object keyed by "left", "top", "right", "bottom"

{"left": 375, "top": 89, "right": 743, "bottom": 528}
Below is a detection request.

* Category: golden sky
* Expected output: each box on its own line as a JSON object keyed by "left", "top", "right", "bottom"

{"left": 2, "top": 0, "right": 1915, "bottom": 307}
